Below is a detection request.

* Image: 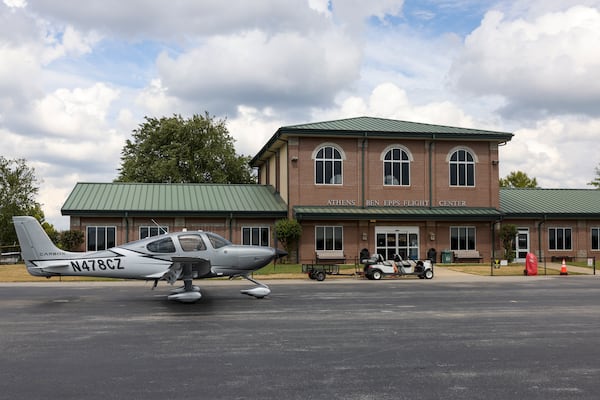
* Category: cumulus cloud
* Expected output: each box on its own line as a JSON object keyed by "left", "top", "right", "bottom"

{"left": 500, "top": 116, "right": 600, "bottom": 187}
{"left": 450, "top": 5, "right": 600, "bottom": 118}
{"left": 156, "top": 28, "right": 362, "bottom": 115}
{"left": 317, "top": 82, "right": 478, "bottom": 129}
{"left": 30, "top": 83, "right": 119, "bottom": 138}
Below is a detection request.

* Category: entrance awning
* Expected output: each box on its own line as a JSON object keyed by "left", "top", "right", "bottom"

{"left": 293, "top": 206, "right": 503, "bottom": 221}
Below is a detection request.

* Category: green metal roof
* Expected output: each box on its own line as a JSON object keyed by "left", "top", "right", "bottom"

{"left": 283, "top": 116, "right": 512, "bottom": 136}
{"left": 251, "top": 116, "right": 513, "bottom": 166}
{"left": 294, "top": 206, "right": 502, "bottom": 221}
{"left": 500, "top": 188, "right": 600, "bottom": 218}
{"left": 61, "top": 183, "right": 288, "bottom": 217}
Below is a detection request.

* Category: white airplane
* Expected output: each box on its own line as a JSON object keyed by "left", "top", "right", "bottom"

{"left": 12, "top": 216, "right": 286, "bottom": 302}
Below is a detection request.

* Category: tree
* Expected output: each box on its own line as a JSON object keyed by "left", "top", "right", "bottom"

{"left": 117, "top": 113, "right": 256, "bottom": 184}
{"left": 499, "top": 224, "right": 518, "bottom": 263}
{"left": 274, "top": 219, "right": 302, "bottom": 262}
{"left": 0, "top": 157, "right": 43, "bottom": 246}
{"left": 59, "top": 230, "right": 85, "bottom": 251}
{"left": 588, "top": 164, "right": 600, "bottom": 188}
{"left": 499, "top": 171, "right": 538, "bottom": 188}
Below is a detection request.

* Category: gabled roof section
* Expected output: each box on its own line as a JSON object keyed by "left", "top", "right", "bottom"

{"left": 251, "top": 116, "right": 513, "bottom": 166}
{"left": 61, "top": 183, "right": 288, "bottom": 217}
{"left": 500, "top": 188, "right": 600, "bottom": 218}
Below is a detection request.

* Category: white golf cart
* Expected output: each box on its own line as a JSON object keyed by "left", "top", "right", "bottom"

{"left": 362, "top": 254, "right": 434, "bottom": 280}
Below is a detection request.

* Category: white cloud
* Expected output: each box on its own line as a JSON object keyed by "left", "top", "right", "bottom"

{"left": 500, "top": 116, "right": 600, "bottom": 188}
{"left": 319, "top": 82, "right": 477, "bottom": 128}
{"left": 451, "top": 5, "right": 600, "bottom": 117}
{"left": 31, "top": 83, "right": 120, "bottom": 137}
{"left": 227, "top": 106, "right": 285, "bottom": 156}
{"left": 3, "top": 0, "right": 26, "bottom": 8}
{"left": 156, "top": 28, "right": 362, "bottom": 114}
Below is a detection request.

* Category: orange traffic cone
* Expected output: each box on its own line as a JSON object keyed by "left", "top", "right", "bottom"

{"left": 560, "top": 259, "right": 568, "bottom": 275}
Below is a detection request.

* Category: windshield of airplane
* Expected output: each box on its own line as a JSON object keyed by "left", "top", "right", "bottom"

{"left": 206, "top": 232, "right": 230, "bottom": 249}
{"left": 146, "top": 237, "right": 176, "bottom": 253}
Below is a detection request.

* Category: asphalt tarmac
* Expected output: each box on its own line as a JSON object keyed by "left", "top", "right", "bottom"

{"left": 1, "top": 274, "right": 599, "bottom": 400}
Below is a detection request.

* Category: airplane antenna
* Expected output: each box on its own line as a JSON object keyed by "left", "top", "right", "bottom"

{"left": 151, "top": 219, "right": 168, "bottom": 235}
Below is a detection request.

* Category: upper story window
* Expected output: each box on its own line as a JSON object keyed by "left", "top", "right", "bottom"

{"left": 314, "top": 145, "right": 343, "bottom": 185}
{"left": 449, "top": 148, "right": 476, "bottom": 187}
{"left": 382, "top": 146, "right": 412, "bottom": 186}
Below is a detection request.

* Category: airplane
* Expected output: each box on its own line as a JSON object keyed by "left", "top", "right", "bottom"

{"left": 12, "top": 216, "right": 287, "bottom": 302}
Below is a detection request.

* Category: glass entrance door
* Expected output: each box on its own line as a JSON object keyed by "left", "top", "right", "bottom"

{"left": 375, "top": 227, "right": 419, "bottom": 261}
{"left": 514, "top": 228, "right": 529, "bottom": 261}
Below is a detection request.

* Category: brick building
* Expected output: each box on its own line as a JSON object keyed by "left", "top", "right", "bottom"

{"left": 62, "top": 116, "right": 600, "bottom": 263}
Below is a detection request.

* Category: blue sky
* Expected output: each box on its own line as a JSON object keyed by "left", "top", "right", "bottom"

{"left": 2, "top": 0, "right": 600, "bottom": 229}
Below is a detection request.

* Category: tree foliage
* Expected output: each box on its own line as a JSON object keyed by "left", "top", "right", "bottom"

{"left": 0, "top": 157, "right": 43, "bottom": 246}
{"left": 274, "top": 219, "right": 302, "bottom": 260}
{"left": 59, "top": 230, "right": 85, "bottom": 251}
{"left": 588, "top": 164, "right": 600, "bottom": 188}
{"left": 117, "top": 113, "right": 255, "bottom": 184}
{"left": 499, "top": 224, "right": 518, "bottom": 263}
{"left": 499, "top": 171, "right": 539, "bottom": 188}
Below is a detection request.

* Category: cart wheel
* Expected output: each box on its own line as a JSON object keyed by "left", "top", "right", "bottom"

{"left": 315, "top": 271, "right": 326, "bottom": 281}
{"left": 371, "top": 269, "right": 383, "bottom": 280}
{"left": 424, "top": 269, "right": 434, "bottom": 279}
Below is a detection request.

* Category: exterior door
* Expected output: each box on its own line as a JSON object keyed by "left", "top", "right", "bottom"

{"left": 375, "top": 227, "right": 419, "bottom": 260}
{"left": 515, "top": 228, "right": 529, "bottom": 261}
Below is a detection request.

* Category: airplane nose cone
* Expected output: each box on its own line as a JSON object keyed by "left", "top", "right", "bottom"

{"left": 275, "top": 248, "right": 288, "bottom": 259}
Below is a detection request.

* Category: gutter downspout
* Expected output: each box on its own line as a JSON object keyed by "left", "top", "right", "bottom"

{"left": 361, "top": 133, "right": 368, "bottom": 208}
{"left": 125, "top": 212, "right": 129, "bottom": 243}
{"left": 428, "top": 135, "right": 435, "bottom": 209}
{"left": 538, "top": 215, "right": 546, "bottom": 274}
{"left": 491, "top": 218, "right": 501, "bottom": 276}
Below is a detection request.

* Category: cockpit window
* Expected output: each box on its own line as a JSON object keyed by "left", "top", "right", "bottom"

{"left": 178, "top": 234, "right": 207, "bottom": 252}
{"left": 206, "top": 232, "right": 230, "bottom": 249}
{"left": 146, "top": 237, "right": 176, "bottom": 253}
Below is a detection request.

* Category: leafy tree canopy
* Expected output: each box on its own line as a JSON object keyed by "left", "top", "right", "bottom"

{"left": 274, "top": 219, "right": 302, "bottom": 255}
{"left": 499, "top": 171, "right": 539, "bottom": 188}
{"left": 117, "top": 113, "right": 256, "bottom": 184}
{"left": 0, "top": 157, "right": 43, "bottom": 246}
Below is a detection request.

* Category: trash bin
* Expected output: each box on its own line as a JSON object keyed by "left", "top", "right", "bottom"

{"left": 441, "top": 250, "right": 453, "bottom": 264}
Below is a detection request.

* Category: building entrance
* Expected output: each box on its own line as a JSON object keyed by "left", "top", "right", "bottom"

{"left": 375, "top": 227, "right": 419, "bottom": 261}
{"left": 515, "top": 228, "right": 530, "bottom": 261}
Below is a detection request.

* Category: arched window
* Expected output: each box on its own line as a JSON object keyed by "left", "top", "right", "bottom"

{"left": 449, "top": 149, "right": 475, "bottom": 186}
{"left": 314, "top": 145, "right": 343, "bottom": 185}
{"left": 382, "top": 147, "right": 411, "bottom": 186}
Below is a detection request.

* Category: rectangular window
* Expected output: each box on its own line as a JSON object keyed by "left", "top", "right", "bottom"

{"left": 315, "top": 226, "right": 343, "bottom": 251}
{"left": 139, "top": 226, "right": 168, "bottom": 239}
{"left": 592, "top": 228, "right": 600, "bottom": 250}
{"left": 548, "top": 227, "right": 572, "bottom": 250}
{"left": 242, "top": 227, "right": 270, "bottom": 246}
{"left": 450, "top": 226, "right": 475, "bottom": 250}
{"left": 87, "top": 226, "right": 116, "bottom": 251}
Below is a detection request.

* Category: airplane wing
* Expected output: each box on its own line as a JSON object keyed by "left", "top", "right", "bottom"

{"left": 153, "top": 257, "right": 212, "bottom": 284}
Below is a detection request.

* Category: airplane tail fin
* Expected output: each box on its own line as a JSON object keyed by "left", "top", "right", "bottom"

{"left": 12, "top": 216, "right": 69, "bottom": 261}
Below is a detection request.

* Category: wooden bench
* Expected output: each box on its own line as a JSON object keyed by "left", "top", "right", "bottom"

{"left": 315, "top": 250, "right": 346, "bottom": 264}
{"left": 453, "top": 250, "right": 483, "bottom": 263}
